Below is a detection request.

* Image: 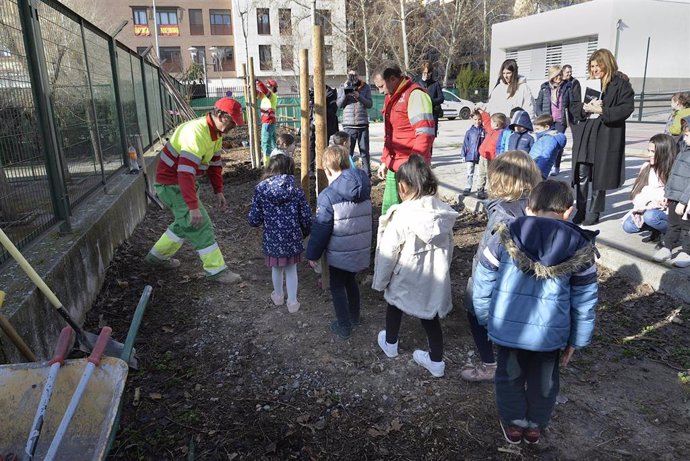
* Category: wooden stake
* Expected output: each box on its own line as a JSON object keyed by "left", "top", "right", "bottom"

{"left": 241, "top": 63, "right": 256, "bottom": 169}
{"left": 248, "top": 57, "right": 262, "bottom": 168}
{"left": 299, "top": 48, "right": 310, "bottom": 203}
{"left": 312, "top": 25, "right": 329, "bottom": 289}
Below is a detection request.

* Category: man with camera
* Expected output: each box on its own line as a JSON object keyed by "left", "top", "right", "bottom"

{"left": 337, "top": 68, "right": 373, "bottom": 177}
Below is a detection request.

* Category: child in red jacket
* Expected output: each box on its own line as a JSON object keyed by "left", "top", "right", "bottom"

{"left": 477, "top": 110, "right": 508, "bottom": 199}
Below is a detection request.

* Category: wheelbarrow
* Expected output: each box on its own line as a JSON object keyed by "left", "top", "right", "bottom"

{"left": 0, "top": 286, "right": 152, "bottom": 460}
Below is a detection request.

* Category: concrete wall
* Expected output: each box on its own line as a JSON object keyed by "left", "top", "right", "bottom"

{"left": 0, "top": 167, "right": 150, "bottom": 363}
{"left": 490, "top": 0, "right": 690, "bottom": 95}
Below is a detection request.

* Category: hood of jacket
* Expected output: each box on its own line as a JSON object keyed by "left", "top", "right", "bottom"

{"left": 258, "top": 174, "right": 301, "bottom": 205}
{"left": 536, "top": 129, "right": 567, "bottom": 147}
{"left": 330, "top": 168, "right": 371, "bottom": 203}
{"left": 485, "top": 198, "right": 528, "bottom": 221}
{"left": 498, "top": 216, "right": 598, "bottom": 278}
{"left": 509, "top": 110, "right": 533, "bottom": 131}
{"left": 392, "top": 196, "right": 458, "bottom": 245}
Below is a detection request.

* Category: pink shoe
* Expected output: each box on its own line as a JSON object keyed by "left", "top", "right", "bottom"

{"left": 271, "top": 291, "right": 284, "bottom": 306}
{"left": 287, "top": 301, "right": 300, "bottom": 313}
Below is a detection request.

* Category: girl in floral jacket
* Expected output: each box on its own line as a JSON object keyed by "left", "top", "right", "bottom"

{"left": 248, "top": 155, "right": 312, "bottom": 313}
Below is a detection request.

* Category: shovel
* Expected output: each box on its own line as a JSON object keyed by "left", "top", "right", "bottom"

{"left": 44, "top": 327, "right": 111, "bottom": 461}
{"left": 0, "top": 228, "right": 137, "bottom": 368}
{"left": 24, "top": 326, "right": 73, "bottom": 460}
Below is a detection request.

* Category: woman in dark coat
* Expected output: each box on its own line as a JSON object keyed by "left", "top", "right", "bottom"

{"left": 418, "top": 61, "right": 444, "bottom": 138}
{"left": 569, "top": 48, "right": 635, "bottom": 225}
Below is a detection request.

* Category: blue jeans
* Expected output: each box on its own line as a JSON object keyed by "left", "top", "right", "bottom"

{"left": 343, "top": 126, "right": 370, "bottom": 177}
{"left": 261, "top": 123, "right": 276, "bottom": 158}
{"left": 622, "top": 209, "right": 668, "bottom": 234}
{"left": 465, "top": 161, "right": 477, "bottom": 191}
{"left": 552, "top": 121, "right": 566, "bottom": 169}
{"left": 495, "top": 346, "right": 560, "bottom": 428}
{"left": 329, "top": 266, "right": 360, "bottom": 329}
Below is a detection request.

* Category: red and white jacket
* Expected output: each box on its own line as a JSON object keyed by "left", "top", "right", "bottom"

{"left": 155, "top": 114, "right": 224, "bottom": 209}
{"left": 381, "top": 77, "right": 435, "bottom": 172}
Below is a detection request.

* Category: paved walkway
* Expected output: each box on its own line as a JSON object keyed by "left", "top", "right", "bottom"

{"left": 365, "top": 119, "right": 690, "bottom": 302}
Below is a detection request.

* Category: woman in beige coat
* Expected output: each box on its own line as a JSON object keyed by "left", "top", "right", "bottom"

{"left": 372, "top": 156, "right": 459, "bottom": 378}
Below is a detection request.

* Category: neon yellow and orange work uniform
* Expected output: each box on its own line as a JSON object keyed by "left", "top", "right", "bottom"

{"left": 147, "top": 114, "right": 227, "bottom": 276}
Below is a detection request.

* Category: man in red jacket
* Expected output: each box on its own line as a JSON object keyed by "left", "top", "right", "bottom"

{"left": 373, "top": 62, "right": 435, "bottom": 214}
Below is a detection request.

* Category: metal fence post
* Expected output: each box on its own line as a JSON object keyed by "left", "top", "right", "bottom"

{"left": 157, "top": 68, "right": 166, "bottom": 137}
{"left": 18, "top": 0, "right": 71, "bottom": 230}
{"left": 140, "top": 59, "right": 154, "bottom": 146}
{"left": 79, "top": 19, "right": 107, "bottom": 188}
{"left": 109, "top": 40, "right": 130, "bottom": 166}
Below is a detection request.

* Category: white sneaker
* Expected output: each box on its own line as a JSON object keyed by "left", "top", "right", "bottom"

{"left": 413, "top": 350, "right": 445, "bottom": 378}
{"left": 377, "top": 330, "right": 398, "bottom": 358}
{"left": 672, "top": 251, "right": 690, "bottom": 268}
{"left": 652, "top": 247, "right": 672, "bottom": 262}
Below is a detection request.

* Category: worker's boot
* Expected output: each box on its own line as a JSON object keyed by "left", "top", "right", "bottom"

{"left": 144, "top": 253, "right": 180, "bottom": 270}
{"left": 209, "top": 270, "right": 242, "bottom": 284}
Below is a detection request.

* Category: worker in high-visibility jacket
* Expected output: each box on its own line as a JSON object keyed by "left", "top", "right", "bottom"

{"left": 256, "top": 79, "right": 278, "bottom": 165}
{"left": 373, "top": 62, "right": 435, "bottom": 215}
{"left": 144, "top": 97, "right": 245, "bottom": 283}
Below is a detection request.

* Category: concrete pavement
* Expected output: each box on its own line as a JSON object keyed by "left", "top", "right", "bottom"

{"left": 365, "top": 119, "right": 690, "bottom": 302}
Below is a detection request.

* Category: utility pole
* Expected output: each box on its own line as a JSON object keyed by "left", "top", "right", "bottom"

{"left": 400, "top": 0, "right": 409, "bottom": 72}
{"left": 151, "top": 0, "right": 160, "bottom": 59}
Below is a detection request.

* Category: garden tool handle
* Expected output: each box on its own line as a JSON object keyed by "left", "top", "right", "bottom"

{"left": 0, "top": 228, "right": 64, "bottom": 309}
{"left": 49, "top": 327, "right": 73, "bottom": 366}
{"left": 88, "top": 326, "right": 112, "bottom": 366}
{"left": 0, "top": 228, "right": 93, "bottom": 350}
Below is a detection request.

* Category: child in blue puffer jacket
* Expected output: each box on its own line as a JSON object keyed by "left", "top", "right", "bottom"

{"left": 461, "top": 110, "right": 485, "bottom": 196}
{"left": 507, "top": 110, "right": 536, "bottom": 153}
{"left": 472, "top": 180, "right": 599, "bottom": 446}
{"left": 248, "top": 155, "right": 312, "bottom": 313}
{"left": 530, "top": 115, "right": 567, "bottom": 179}
{"left": 307, "top": 146, "right": 372, "bottom": 340}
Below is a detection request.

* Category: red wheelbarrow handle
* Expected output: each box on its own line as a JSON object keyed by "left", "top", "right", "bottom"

{"left": 24, "top": 327, "right": 73, "bottom": 460}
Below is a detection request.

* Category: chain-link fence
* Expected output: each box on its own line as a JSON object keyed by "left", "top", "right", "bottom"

{"left": 0, "top": 0, "right": 178, "bottom": 264}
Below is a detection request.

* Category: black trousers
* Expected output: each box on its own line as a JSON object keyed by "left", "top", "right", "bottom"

{"left": 385, "top": 303, "right": 443, "bottom": 362}
{"left": 664, "top": 200, "right": 690, "bottom": 253}
{"left": 574, "top": 162, "right": 606, "bottom": 218}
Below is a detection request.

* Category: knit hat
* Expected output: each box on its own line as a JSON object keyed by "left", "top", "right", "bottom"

{"left": 267, "top": 79, "right": 278, "bottom": 90}
{"left": 548, "top": 66, "right": 562, "bottom": 82}
{"left": 214, "top": 97, "right": 245, "bottom": 126}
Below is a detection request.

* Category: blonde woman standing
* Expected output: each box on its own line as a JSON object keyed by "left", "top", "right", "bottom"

{"left": 569, "top": 49, "right": 635, "bottom": 226}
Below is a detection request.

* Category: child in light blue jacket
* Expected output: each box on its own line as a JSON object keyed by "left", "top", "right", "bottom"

{"left": 530, "top": 115, "right": 567, "bottom": 179}
{"left": 472, "top": 180, "right": 598, "bottom": 446}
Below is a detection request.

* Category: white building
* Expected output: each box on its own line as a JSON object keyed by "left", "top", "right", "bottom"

{"left": 232, "top": 0, "right": 347, "bottom": 92}
{"left": 490, "top": 0, "right": 690, "bottom": 97}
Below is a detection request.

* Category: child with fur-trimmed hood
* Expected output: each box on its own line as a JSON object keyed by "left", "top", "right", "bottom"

{"left": 471, "top": 180, "right": 599, "bottom": 445}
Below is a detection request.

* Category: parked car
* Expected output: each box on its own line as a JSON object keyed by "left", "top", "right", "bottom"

{"left": 441, "top": 90, "right": 474, "bottom": 120}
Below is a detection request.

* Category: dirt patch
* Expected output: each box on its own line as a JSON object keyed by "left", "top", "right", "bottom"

{"left": 90, "top": 151, "right": 690, "bottom": 460}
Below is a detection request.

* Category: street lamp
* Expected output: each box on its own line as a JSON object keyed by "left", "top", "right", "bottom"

{"left": 209, "top": 46, "right": 225, "bottom": 94}
{"left": 187, "top": 47, "right": 208, "bottom": 93}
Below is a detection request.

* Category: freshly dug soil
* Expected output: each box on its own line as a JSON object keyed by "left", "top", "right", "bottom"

{"left": 90, "top": 149, "right": 690, "bottom": 460}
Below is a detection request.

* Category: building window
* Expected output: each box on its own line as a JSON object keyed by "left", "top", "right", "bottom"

{"left": 159, "top": 46, "right": 182, "bottom": 73}
{"left": 259, "top": 45, "right": 272, "bottom": 70}
{"left": 212, "top": 46, "right": 235, "bottom": 72}
{"left": 210, "top": 9, "right": 232, "bottom": 35}
{"left": 189, "top": 9, "right": 204, "bottom": 35}
{"left": 279, "top": 9, "right": 291, "bottom": 35}
{"left": 316, "top": 10, "right": 332, "bottom": 35}
{"left": 324, "top": 45, "right": 333, "bottom": 70}
{"left": 257, "top": 8, "right": 271, "bottom": 35}
{"left": 280, "top": 45, "right": 293, "bottom": 71}
{"left": 156, "top": 8, "right": 179, "bottom": 36}
{"left": 133, "top": 8, "right": 147, "bottom": 25}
